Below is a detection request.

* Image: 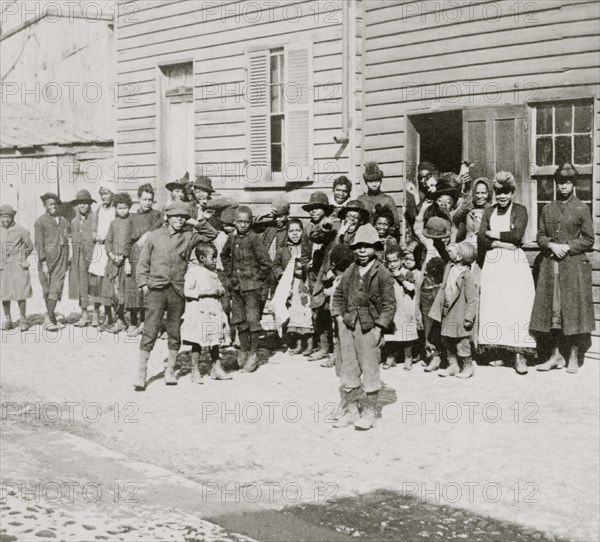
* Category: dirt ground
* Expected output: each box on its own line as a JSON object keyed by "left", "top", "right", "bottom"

{"left": 1, "top": 281, "right": 599, "bottom": 542}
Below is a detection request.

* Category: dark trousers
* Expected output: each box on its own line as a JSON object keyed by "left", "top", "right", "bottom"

{"left": 231, "top": 288, "right": 263, "bottom": 333}
{"left": 140, "top": 285, "right": 185, "bottom": 352}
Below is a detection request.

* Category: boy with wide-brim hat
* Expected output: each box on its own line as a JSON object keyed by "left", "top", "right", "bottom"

{"left": 331, "top": 224, "right": 396, "bottom": 430}
{"left": 35, "top": 193, "right": 70, "bottom": 331}
{"left": 69, "top": 189, "right": 97, "bottom": 327}
{"left": 1, "top": 205, "right": 34, "bottom": 331}
{"left": 190, "top": 175, "right": 216, "bottom": 220}
{"left": 134, "top": 200, "right": 218, "bottom": 391}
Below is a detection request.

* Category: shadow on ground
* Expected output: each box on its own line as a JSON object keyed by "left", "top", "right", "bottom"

{"left": 209, "top": 489, "right": 572, "bottom": 542}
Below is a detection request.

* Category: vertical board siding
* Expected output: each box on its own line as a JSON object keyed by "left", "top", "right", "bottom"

{"left": 362, "top": 0, "right": 600, "bottom": 336}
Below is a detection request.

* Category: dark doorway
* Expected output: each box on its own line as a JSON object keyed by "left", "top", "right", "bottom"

{"left": 409, "top": 110, "right": 463, "bottom": 174}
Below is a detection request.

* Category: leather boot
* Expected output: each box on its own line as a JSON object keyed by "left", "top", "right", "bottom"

{"left": 211, "top": 358, "right": 232, "bottom": 380}
{"left": 515, "top": 353, "right": 528, "bottom": 375}
{"left": 333, "top": 388, "right": 361, "bottom": 428}
{"left": 309, "top": 330, "right": 330, "bottom": 361}
{"left": 288, "top": 335, "right": 302, "bottom": 355}
{"left": 134, "top": 350, "right": 151, "bottom": 391}
{"left": 301, "top": 336, "right": 314, "bottom": 356}
{"left": 237, "top": 330, "right": 250, "bottom": 368}
{"left": 424, "top": 354, "right": 441, "bottom": 372}
{"left": 190, "top": 351, "right": 203, "bottom": 384}
{"left": 403, "top": 344, "right": 413, "bottom": 371}
{"left": 354, "top": 391, "right": 378, "bottom": 430}
{"left": 242, "top": 332, "right": 260, "bottom": 373}
{"left": 537, "top": 346, "right": 565, "bottom": 371}
{"left": 164, "top": 349, "right": 179, "bottom": 385}
{"left": 457, "top": 357, "right": 475, "bottom": 379}
{"left": 438, "top": 353, "right": 460, "bottom": 377}
{"left": 567, "top": 344, "right": 579, "bottom": 374}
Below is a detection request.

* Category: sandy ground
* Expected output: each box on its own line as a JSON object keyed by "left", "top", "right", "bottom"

{"left": 1, "top": 279, "right": 599, "bottom": 542}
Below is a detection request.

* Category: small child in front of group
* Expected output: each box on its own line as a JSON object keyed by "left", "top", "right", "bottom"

{"left": 419, "top": 256, "right": 446, "bottom": 373}
{"left": 429, "top": 242, "right": 478, "bottom": 379}
{"left": 181, "top": 242, "right": 231, "bottom": 383}
{"left": 383, "top": 247, "right": 422, "bottom": 371}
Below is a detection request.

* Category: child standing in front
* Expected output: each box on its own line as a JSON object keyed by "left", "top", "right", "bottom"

{"left": 331, "top": 224, "right": 396, "bottom": 431}
{"left": 104, "top": 192, "right": 138, "bottom": 334}
{"left": 221, "top": 206, "right": 273, "bottom": 373}
{"left": 383, "top": 247, "right": 421, "bottom": 370}
{"left": 181, "top": 242, "right": 231, "bottom": 382}
{"left": 429, "top": 242, "right": 478, "bottom": 379}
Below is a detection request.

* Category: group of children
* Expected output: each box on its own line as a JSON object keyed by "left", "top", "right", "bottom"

{"left": 2, "top": 158, "right": 591, "bottom": 431}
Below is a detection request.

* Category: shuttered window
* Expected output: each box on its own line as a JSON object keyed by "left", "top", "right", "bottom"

{"left": 246, "top": 45, "right": 313, "bottom": 187}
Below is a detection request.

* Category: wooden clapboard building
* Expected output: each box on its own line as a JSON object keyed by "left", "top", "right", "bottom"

{"left": 115, "top": 0, "right": 364, "bottom": 211}
{"left": 116, "top": 0, "right": 600, "bottom": 338}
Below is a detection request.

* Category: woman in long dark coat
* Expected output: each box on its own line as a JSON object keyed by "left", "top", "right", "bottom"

{"left": 530, "top": 164, "right": 595, "bottom": 374}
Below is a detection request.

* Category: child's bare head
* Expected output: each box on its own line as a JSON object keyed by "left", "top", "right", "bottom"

{"left": 234, "top": 206, "right": 253, "bottom": 234}
{"left": 194, "top": 242, "right": 218, "bottom": 270}
{"left": 385, "top": 246, "right": 403, "bottom": 272}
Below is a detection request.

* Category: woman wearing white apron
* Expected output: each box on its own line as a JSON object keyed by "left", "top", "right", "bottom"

{"left": 477, "top": 172, "right": 536, "bottom": 374}
{"left": 88, "top": 184, "right": 114, "bottom": 328}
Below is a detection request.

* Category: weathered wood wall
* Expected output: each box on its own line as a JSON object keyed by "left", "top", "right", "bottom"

{"left": 116, "top": 0, "right": 364, "bottom": 216}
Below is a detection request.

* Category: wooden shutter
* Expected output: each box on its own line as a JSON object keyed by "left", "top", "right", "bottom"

{"left": 284, "top": 44, "right": 313, "bottom": 184}
{"left": 246, "top": 50, "right": 271, "bottom": 185}
{"left": 463, "top": 106, "right": 533, "bottom": 240}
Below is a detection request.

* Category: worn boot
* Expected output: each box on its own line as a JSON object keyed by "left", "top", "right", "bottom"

{"left": 309, "top": 329, "right": 330, "bottom": 361}
{"left": 457, "top": 357, "right": 475, "bottom": 379}
{"left": 354, "top": 391, "right": 378, "bottom": 431}
{"left": 211, "top": 359, "right": 232, "bottom": 380}
{"left": 515, "top": 353, "right": 529, "bottom": 375}
{"left": 424, "top": 354, "right": 441, "bottom": 372}
{"left": 567, "top": 344, "right": 579, "bottom": 374}
{"left": 242, "top": 332, "right": 260, "bottom": 373}
{"left": 403, "top": 344, "right": 414, "bottom": 371}
{"left": 134, "top": 350, "right": 151, "bottom": 391}
{"left": 302, "top": 335, "right": 315, "bottom": 356}
{"left": 237, "top": 330, "right": 250, "bottom": 368}
{"left": 164, "top": 349, "right": 179, "bottom": 385}
{"left": 438, "top": 353, "right": 460, "bottom": 377}
{"left": 536, "top": 346, "right": 565, "bottom": 371}
{"left": 288, "top": 334, "right": 303, "bottom": 355}
{"left": 333, "top": 388, "right": 361, "bottom": 428}
{"left": 190, "top": 351, "right": 203, "bottom": 384}
{"left": 74, "top": 308, "right": 90, "bottom": 327}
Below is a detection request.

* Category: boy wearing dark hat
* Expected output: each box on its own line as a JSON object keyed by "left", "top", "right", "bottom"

{"left": 429, "top": 242, "right": 478, "bottom": 378}
{"left": 190, "top": 175, "right": 215, "bottom": 219}
{"left": 331, "top": 224, "right": 396, "bottom": 430}
{"left": 134, "top": 201, "right": 218, "bottom": 391}
{"left": 1, "top": 205, "right": 34, "bottom": 331}
{"left": 221, "top": 206, "right": 273, "bottom": 373}
{"left": 69, "top": 189, "right": 96, "bottom": 326}
{"left": 358, "top": 162, "right": 400, "bottom": 226}
{"left": 35, "top": 193, "right": 70, "bottom": 331}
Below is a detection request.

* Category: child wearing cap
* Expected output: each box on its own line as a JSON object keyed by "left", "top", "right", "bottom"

{"left": 429, "top": 242, "right": 478, "bottom": 378}
{"left": 134, "top": 200, "right": 218, "bottom": 391}
{"left": 357, "top": 162, "right": 400, "bottom": 227}
{"left": 34, "top": 193, "right": 70, "bottom": 331}
{"left": 69, "top": 189, "right": 96, "bottom": 327}
{"left": 331, "top": 224, "right": 396, "bottom": 431}
{"left": 1, "top": 205, "right": 34, "bottom": 331}
{"left": 221, "top": 206, "right": 273, "bottom": 373}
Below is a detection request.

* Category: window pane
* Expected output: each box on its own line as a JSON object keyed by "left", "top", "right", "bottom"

{"left": 271, "top": 116, "right": 282, "bottom": 143}
{"left": 536, "top": 137, "right": 553, "bottom": 165}
{"left": 555, "top": 136, "right": 572, "bottom": 164}
{"left": 575, "top": 176, "right": 593, "bottom": 201}
{"left": 537, "top": 178, "right": 555, "bottom": 200}
{"left": 574, "top": 135, "right": 592, "bottom": 165}
{"left": 270, "top": 55, "right": 280, "bottom": 84}
{"left": 271, "top": 145, "right": 282, "bottom": 173}
{"left": 554, "top": 104, "right": 572, "bottom": 134}
{"left": 574, "top": 102, "right": 593, "bottom": 133}
{"left": 270, "top": 82, "right": 280, "bottom": 112}
{"left": 536, "top": 105, "right": 553, "bottom": 135}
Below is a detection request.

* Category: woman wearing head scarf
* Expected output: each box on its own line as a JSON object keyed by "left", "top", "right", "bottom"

{"left": 477, "top": 171, "right": 536, "bottom": 374}
{"left": 530, "top": 164, "right": 595, "bottom": 374}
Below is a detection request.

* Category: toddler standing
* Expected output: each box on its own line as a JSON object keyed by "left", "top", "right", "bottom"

{"left": 181, "top": 242, "right": 231, "bottom": 382}
{"left": 383, "top": 247, "right": 421, "bottom": 370}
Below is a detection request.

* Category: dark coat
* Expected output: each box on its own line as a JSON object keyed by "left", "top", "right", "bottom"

{"left": 429, "top": 264, "right": 478, "bottom": 338}
{"left": 530, "top": 196, "right": 595, "bottom": 336}
{"left": 272, "top": 239, "right": 311, "bottom": 282}
{"left": 34, "top": 213, "right": 69, "bottom": 267}
{"left": 221, "top": 231, "right": 273, "bottom": 292}
{"left": 69, "top": 212, "right": 95, "bottom": 300}
{"left": 477, "top": 202, "right": 528, "bottom": 265}
{"left": 331, "top": 259, "right": 396, "bottom": 332}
